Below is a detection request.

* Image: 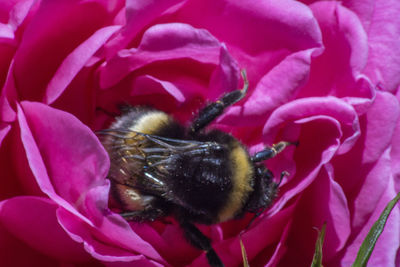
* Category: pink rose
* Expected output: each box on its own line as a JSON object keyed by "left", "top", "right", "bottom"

{"left": 1, "top": 0, "right": 399, "bottom": 266}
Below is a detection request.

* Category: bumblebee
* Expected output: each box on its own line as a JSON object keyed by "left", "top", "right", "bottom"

{"left": 98, "top": 70, "right": 295, "bottom": 267}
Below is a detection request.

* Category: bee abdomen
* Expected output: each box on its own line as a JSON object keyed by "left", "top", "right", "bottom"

{"left": 167, "top": 148, "right": 233, "bottom": 224}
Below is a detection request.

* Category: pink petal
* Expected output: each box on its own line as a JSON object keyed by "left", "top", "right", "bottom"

{"left": 262, "top": 97, "right": 360, "bottom": 154}
{"left": 360, "top": 92, "right": 400, "bottom": 163}
{"left": 17, "top": 101, "right": 109, "bottom": 224}
{"left": 272, "top": 115, "right": 341, "bottom": 212}
{"left": 219, "top": 48, "right": 323, "bottom": 127}
{"left": 350, "top": 149, "right": 392, "bottom": 233}
{"left": 189, "top": 203, "right": 296, "bottom": 266}
{"left": 104, "top": 0, "right": 185, "bottom": 57}
{"left": 133, "top": 74, "right": 186, "bottom": 103}
{"left": 297, "top": 2, "right": 372, "bottom": 104}
{"left": 0, "top": 62, "right": 18, "bottom": 123}
{"left": 57, "top": 207, "right": 166, "bottom": 264}
{"left": 0, "top": 0, "right": 37, "bottom": 81}
{"left": 279, "top": 166, "right": 350, "bottom": 265}
{"left": 99, "top": 23, "right": 222, "bottom": 88}
{"left": 338, "top": 178, "right": 400, "bottom": 266}
{"left": 0, "top": 196, "right": 90, "bottom": 262}
{"left": 328, "top": 91, "right": 400, "bottom": 265}
{"left": 0, "top": 123, "right": 35, "bottom": 199}
{"left": 156, "top": 223, "right": 201, "bottom": 265}
{"left": 0, "top": 28, "right": 16, "bottom": 89}
{"left": 258, "top": 98, "right": 360, "bottom": 215}
{"left": 0, "top": 122, "right": 10, "bottom": 146}
{"left": 13, "top": 0, "right": 121, "bottom": 101}
{"left": 44, "top": 25, "right": 121, "bottom": 104}
{"left": 97, "top": 25, "right": 240, "bottom": 124}
{"left": 391, "top": 93, "right": 400, "bottom": 193}
{"left": 104, "top": 258, "right": 164, "bottom": 267}
{"left": 50, "top": 66, "right": 98, "bottom": 127}
{"left": 0, "top": 221, "right": 57, "bottom": 266}
{"left": 208, "top": 45, "right": 240, "bottom": 101}
{"left": 332, "top": 91, "right": 399, "bottom": 193}
{"left": 0, "top": 23, "right": 14, "bottom": 40}
{"left": 0, "top": 0, "right": 37, "bottom": 31}
{"left": 345, "top": 0, "right": 400, "bottom": 93}
{"left": 175, "top": 0, "right": 322, "bottom": 84}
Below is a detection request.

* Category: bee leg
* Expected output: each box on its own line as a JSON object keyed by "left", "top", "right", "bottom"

{"left": 180, "top": 220, "right": 225, "bottom": 267}
{"left": 190, "top": 70, "right": 248, "bottom": 134}
{"left": 119, "top": 207, "right": 168, "bottom": 222}
{"left": 251, "top": 141, "right": 298, "bottom": 163}
{"left": 119, "top": 211, "right": 143, "bottom": 221}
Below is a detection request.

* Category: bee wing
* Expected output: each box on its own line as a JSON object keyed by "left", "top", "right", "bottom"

{"left": 98, "top": 129, "right": 149, "bottom": 186}
{"left": 98, "top": 129, "right": 220, "bottom": 209}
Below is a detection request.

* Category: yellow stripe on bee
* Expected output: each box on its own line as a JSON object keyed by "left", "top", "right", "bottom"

{"left": 129, "top": 111, "right": 171, "bottom": 134}
{"left": 218, "top": 145, "right": 253, "bottom": 222}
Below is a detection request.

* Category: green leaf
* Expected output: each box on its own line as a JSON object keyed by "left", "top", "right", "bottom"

{"left": 240, "top": 238, "right": 250, "bottom": 267}
{"left": 351, "top": 191, "right": 400, "bottom": 267}
{"left": 311, "top": 222, "right": 326, "bottom": 267}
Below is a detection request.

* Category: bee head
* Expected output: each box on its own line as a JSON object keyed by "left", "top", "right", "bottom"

{"left": 243, "top": 164, "right": 279, "bottom": 214}
{"left": 243, "top": 141, "right": 297, "bottom": 214}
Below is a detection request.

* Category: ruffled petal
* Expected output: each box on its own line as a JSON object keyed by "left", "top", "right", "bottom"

{"left": 17, "top": 101, "right": 109, "bottom": 224}
{"left": 0, "top": 196, "right": 90, "bottom": 261}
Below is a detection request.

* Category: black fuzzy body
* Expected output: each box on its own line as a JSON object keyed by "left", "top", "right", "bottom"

{"left": 98, "top": 71, "right": 289, "bottom": 267}
{"left": 102, "top": 106, "right": 253, "bottom": 225}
